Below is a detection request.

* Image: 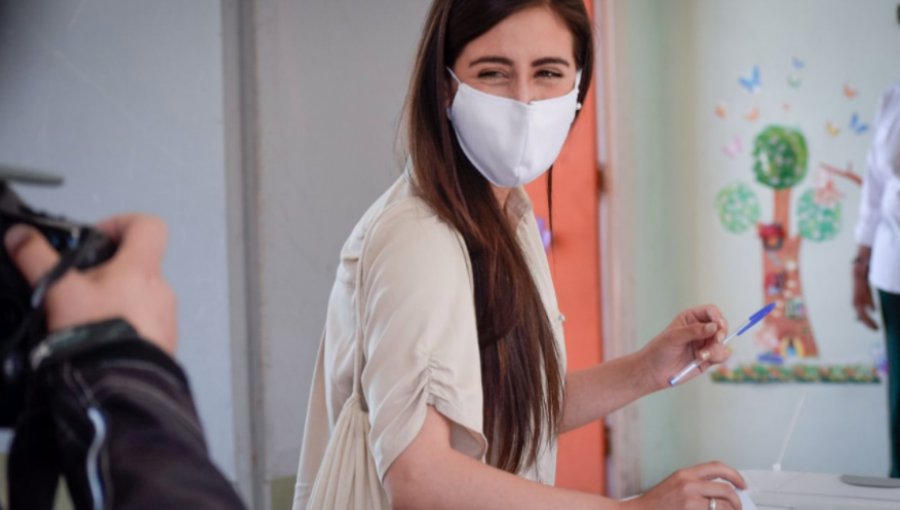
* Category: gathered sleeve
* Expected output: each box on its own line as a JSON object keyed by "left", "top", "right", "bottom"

{"left": 357, "top": 203, "right": 487, "bottom": 480}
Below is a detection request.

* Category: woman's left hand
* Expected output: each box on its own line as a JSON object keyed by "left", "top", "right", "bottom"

{"left": 640, "top": 305, "right": 731, "bottom": 391}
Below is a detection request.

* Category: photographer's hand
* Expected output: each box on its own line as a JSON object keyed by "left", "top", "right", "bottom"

{"left": 4, "top": 213, "right": 178, "bottom": 354}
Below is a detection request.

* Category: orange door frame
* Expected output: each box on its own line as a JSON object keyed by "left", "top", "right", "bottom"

{"left": 524, "top": 0, "right": 605, "bottom": 494}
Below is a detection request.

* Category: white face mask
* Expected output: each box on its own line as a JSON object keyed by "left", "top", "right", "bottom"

{"left": 447, "top": 68, "right": 582, "bottom": 188}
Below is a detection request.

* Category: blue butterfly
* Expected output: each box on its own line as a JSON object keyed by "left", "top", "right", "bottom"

{"left": 791, "top": 57, "right": 805, "bottom": 70}
{"left": 739, "top": 66, "right": 761, "bottom": 93}
{"left": 849, "top": 112, "right": 870, "bottom": 135}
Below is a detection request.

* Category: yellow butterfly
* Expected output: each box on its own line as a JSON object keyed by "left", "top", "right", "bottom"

{"left": 825, "top": 121, "right": 841, "bottom": 137}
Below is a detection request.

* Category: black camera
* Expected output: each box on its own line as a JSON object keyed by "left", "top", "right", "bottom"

{"left": 0, "top": 167, "right": 116, "bottom": 427}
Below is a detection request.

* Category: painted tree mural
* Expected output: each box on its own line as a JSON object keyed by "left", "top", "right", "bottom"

{"left": 716, "top": 125, "right": 845, "bottom": 360}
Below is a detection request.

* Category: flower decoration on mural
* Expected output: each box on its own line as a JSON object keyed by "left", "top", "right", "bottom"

{"left": 811, "top": 170, "right": 845, "bottom": 208}
{"left": 813, "top": 180, "right": 844, "bottom": 208}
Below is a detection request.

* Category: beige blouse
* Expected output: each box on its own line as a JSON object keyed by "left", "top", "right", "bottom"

{"left": 294, "top": 172, "right": 567, "bottom": 506}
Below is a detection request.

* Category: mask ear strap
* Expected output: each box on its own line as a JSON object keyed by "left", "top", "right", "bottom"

{"left": 574, "top": 70, "right": 584, "bottom": 111}
{"left": 446, "top": 67, "right": 462, "bottom": 84}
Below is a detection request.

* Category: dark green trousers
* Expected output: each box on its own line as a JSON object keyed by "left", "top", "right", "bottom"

{"left": 881, "top": 289, "right": 900, "bottom": 478}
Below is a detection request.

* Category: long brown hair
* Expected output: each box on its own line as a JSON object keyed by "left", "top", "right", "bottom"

{"left": 404, "top": 0, "right": 594, "bottom": 473}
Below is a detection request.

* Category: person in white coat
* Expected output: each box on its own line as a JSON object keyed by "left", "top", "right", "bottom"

{"left": 853, "top": 81, "right": 900, "bottom": 478}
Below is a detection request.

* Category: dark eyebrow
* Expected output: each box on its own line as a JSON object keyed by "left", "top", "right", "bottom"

{"left": 469, "top": 55, "right": 572, "bottom": 68}
{"left": 469, "top": 55, "right": 514, "bottom": 67}
{"left": 532, "top": 57, "right": 570, "bottom": 67}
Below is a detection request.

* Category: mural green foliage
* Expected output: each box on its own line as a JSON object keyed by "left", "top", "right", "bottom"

{"left": 752, "top": 125, "right": 808, "bottom": 190}
{"left": 798, "top": 188, "right": 842, "bottom": 241}
{"left": 716, "top": 183, "right": 760, "bottom": 234}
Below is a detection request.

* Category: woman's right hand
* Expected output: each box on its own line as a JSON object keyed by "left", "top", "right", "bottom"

{"left": 623, "top": 461, "right": 746, "bottom": 510}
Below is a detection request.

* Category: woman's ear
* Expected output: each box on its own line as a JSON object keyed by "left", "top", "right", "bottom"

{"left": 444, "top": 68, "right": 459, "bottom": 110}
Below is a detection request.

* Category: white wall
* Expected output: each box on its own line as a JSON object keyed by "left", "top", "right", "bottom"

{"left": 1, "top": 1, "right": 448, "bottom": 504}
{"left": 0, "top": 0, "right": 242, "bottom": 482}
{"left": 612, "top": 0, "right": 900, "bottom": 489}
{"left": 250, "top": 0, "right": 433, "bottom": 487}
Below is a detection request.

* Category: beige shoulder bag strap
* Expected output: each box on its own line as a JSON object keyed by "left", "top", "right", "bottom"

{"left": 305, "top": 256, "right": 390, "bottom": 509}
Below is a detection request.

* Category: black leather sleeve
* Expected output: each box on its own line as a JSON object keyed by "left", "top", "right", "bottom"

{"left": 7, "top": 325, "right": 246, "bottom": 510}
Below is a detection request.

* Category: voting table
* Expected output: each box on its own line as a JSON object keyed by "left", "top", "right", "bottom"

{"left": 742, "top": 470, "right": 900, "bottom": 509}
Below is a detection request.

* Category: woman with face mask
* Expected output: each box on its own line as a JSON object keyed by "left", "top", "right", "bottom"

{"left": 294, "top": 1, "right": 745, "bottom": 509}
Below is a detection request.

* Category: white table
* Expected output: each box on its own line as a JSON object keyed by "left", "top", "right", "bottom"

{"left": 742, "top": 470, "right": 900, "bottom": 509}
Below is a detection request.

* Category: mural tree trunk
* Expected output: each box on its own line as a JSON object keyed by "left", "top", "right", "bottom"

{"left": 760, "top": 189, "right": 817, "bottom": 357}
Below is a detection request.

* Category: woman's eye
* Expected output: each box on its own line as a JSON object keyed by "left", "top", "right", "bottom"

{"left": 478, "top": 70, "right": 507, "bottom": 80}
{"left": 536, "top": 69, "right": 564, "bottom": 79}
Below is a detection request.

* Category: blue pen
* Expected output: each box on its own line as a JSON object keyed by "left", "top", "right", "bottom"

{"left": 668, "top": 302, "right": 776, "bottom": 386}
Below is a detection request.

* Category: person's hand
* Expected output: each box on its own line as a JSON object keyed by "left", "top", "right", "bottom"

{"left": 639, "top": 305, "right": 730, "bottom": 390}
{"left": 852, "top": 247, "right": 878, "bottom": 330}
{"left": 622, "top": 462, "right": 746, "bottom": 510}
{"left": 4, "top": 214, "right": 178, "bottom": 354}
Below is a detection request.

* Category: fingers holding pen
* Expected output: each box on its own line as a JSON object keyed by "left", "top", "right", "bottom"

{"left": 706, "top": 305, "right": 729, "bottom": 335}
{"left": 678, "top": 304, "right": 729, "bottom": 333}
{"left": 669, "top": 321, "right": 730, "bottom": 363}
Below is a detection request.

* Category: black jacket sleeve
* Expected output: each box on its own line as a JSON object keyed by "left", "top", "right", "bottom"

{"left": 7, "top": 324, "right": 246, "bottom": 510}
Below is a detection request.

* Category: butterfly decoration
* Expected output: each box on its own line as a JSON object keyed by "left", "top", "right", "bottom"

{"left": 714, "top": 102, "right": 728, "bottom": 119}
{"left": 849, "top": 112, "right": 869, "bottom": 135}
{"left": 739, "top": 66, "right": 761, "bottom": 93}
{"left": 825, "top": 121, "right": 841, "bottom": 137}
{"left": 745, "top": 107, "right": 760, "bottom": 122}
{"left": 787, "top": 75, "right": 802, "bottom": 88}
{"left": 843, "top": 83, "right": 859, "bottom": 99}
{"left": 791, "top": 57, "right": 805, "bottom": 70}
{"left": 722, "top": 136, "right": 743, "bottom": 159}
